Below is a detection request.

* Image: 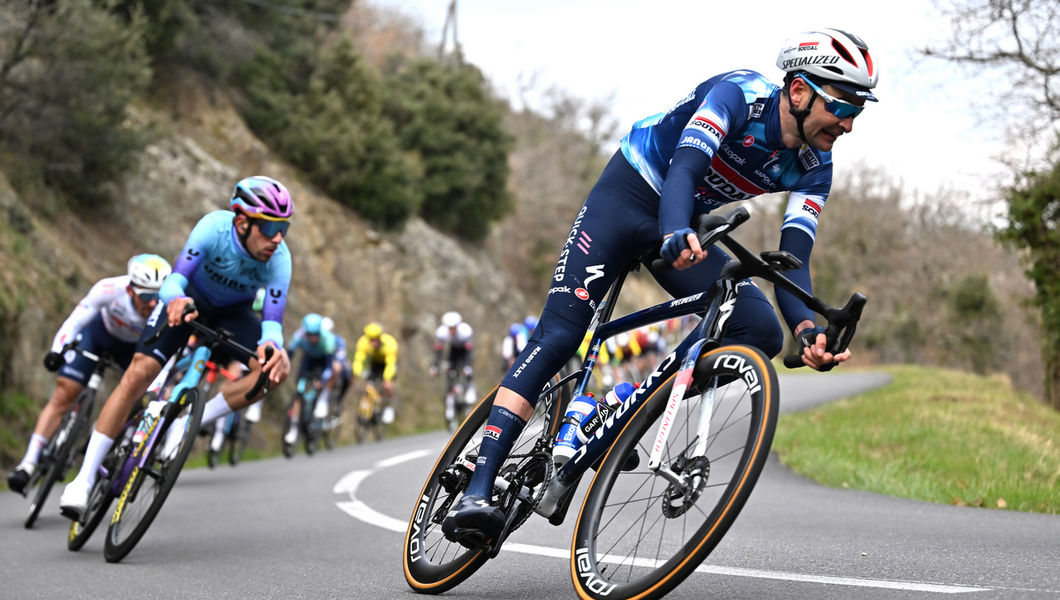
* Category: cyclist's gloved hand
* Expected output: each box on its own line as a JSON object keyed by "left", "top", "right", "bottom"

{"left": 43, "top": 351, "right": 64, "bottom": 372}
{"left": 660, "top": 228, "right": 696, "bottom": 264}
{"left": 795, "top": 326, "right": 827, "bottom": 353}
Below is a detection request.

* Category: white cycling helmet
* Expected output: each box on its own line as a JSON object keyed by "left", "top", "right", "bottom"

{"left": 127, "top": 254, "right": 172, "bottom": 292}
{"left": 776, "top": 28, "right": 878, "bottom": 101}
{"left": 442, "top": 311, "right": 462, "bottom": 328}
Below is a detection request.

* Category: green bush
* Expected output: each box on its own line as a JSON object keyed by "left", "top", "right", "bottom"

{"left": 0, "top": 0, "right": 152, "bottom": 203}
{"left": 384, "top": 58, "right": 513, "bottom": 242}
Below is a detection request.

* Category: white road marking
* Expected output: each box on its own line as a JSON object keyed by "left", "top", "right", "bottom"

{"left": 334, "top": 449, "right": 991, "bottom": 595}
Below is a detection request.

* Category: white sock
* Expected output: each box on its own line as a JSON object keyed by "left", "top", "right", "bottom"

{"left": 211, "top": 417, "right": 225, "bottom": 450}
{"left": 201, "top": 393, "right": 233, "bottom": 424}
{"left": 245, "top": 401, "right": 262, "bottom": 423}
{"left": 21, "top": 433, "right": 48, "bottom": 466}
{"left": 74, "top": 430, "right": 114, "bottom": 489}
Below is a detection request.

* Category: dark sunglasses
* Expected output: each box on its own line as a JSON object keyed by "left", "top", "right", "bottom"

{"left": 133, "top": 288, "right": 159, "bottom": 302}
{"left": 799, "top": 76, "right": 865, "bottom": 120}
{"left": 250, "top": 218, "right": 290, "bottom": 238}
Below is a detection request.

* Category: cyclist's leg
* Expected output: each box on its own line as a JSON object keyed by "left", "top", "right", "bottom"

{"left": 59, "top": 303, "right": 187, "bottom": 515}
{"left": 446, "top": 155, "right": 656, "bottom": 538}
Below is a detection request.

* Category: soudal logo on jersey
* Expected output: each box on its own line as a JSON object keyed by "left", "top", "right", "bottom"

{"left": 690, "top": 116, "right": 724, "bottom": 139}
{"left": 781, "top": 56, "right": 840, "bottom": 69}
{"left": 798, "top": 146, "right": 821, "bottom": 170}
{"left": 802, "top": 199, "right": 822, "bottom": 219}
{"left": 701, "top": 156, "right": 768, "bottom": 201}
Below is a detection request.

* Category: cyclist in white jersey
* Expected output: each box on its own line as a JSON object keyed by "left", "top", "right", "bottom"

{"left": 6, "top": 254, "right": 171, "bottom": 495}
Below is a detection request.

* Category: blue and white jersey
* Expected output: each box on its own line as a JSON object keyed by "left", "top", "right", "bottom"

{"left": 159, "top": 210, "right": 292, "bottom": 347}
{"left": 620, "top": 69, "right": 832, "bottom": 241}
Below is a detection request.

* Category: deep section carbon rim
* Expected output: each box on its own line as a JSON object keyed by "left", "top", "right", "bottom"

{"left": 572, "top": 346, "right": 778, "bottom": 600}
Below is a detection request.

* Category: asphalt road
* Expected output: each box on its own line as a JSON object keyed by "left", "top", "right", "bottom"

{"left": 2, "top": 371, "right": 1058, "bottom": 600}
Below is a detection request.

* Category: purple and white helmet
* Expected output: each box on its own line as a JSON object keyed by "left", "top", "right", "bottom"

{"left": 230, "top": 176, "right": 294, "bottom": 220}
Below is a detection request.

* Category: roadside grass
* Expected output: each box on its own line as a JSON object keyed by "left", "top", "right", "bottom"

{"left": 772, "top": 364, "right": 1060, "bottom": 514}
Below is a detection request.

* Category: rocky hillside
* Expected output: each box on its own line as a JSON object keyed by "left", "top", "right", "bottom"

{"left": 0, "top": 70, "right": 546, "bottom": 459}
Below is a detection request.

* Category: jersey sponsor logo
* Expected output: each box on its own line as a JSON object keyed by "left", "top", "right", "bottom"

{"left": 798, "top": 146, "right": 821, "bottom": 170}
{"left": 554, "top": 206, "right": 589, "bottom": 282}
{"left": 742, "top": 135, "right": 755, "bottom": 147}
{"left": 802, "top": 199, "right": 822, "bottom": 218}
{"left": 575, "top": 288, "right": 590, "bottom": 301}
{"left": 781, "top": 55, "right": 840, "bottom": 69}
{"left": 576, "top": 230, "right": 592, "bottom": 255}
{"left": 548, "top": 285, "right": 571, "bottom": 295}
{"left": 689, "top": 116, "right": 725, "bottom": 139}
{"left": 749, "top": 103, "right": 765, "bottom": 118}
{"left": 483, "top": 425, "right": 501, "bottom": 440}
{"left": 678, "top": 135, "right": 712, "bottom": 154}
{"left": 719, "top": 145, "right": 746, "bottom": 165}
{"left": 584, "top": 265, "right": 605, "bottom": 287}
{"left": 203, "top": 262, "right": 254, "bottom": 292}
{"left": 512, "top": 346, "right": 541, "bottom": 378}
{"left": 705, "top": 156, "right": 768, "bottom": 199}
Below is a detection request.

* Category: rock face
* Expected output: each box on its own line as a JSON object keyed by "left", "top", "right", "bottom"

{"left": 0, "top": 76, "right": 531, "bottom": 439}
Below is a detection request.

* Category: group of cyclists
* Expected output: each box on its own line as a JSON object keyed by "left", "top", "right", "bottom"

{"left": 4, "top": 29, "right": 870, "bottom": 590}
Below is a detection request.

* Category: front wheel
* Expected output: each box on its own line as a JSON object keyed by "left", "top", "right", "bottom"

{"left": 571, "top": 345, "right": 779, "bottom": 600}
{"left": 103, "top": 387, "right": 204, "bottom": 563}
{"left": 404, "top": 374, "right": 569, "bottom": 595}
{"left": 25, "top": 398, "right": 88, "bottom": 529}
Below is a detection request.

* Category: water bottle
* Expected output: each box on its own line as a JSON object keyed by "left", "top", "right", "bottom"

{"left": 132, "top": 400, "right": 166, "bottom": 446}
{"left": 577, "top": 382, "right": 636, "bottom": 443}
{"left": 553, "top": 393, "right": 597, "bottom": 466}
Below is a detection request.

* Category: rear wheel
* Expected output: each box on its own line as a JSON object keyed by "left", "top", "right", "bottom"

{"left": 103, "top": 387, "right": 204, "bottom": 563}
{"left": 26, "top": 391, "right": 94, "bottom": 528}
{"left": 403, "top": 373, "right": 569, "bottom": 595}
{"left": 571, "top": 346, "right": 779, "bottom": 600}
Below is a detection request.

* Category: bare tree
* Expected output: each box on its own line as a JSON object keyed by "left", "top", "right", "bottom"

{"left": 922, "top": 0, "right": 1059, "bottom": 163}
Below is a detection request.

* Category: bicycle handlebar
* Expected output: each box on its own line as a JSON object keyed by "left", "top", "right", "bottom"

{"left": 653, "top": 206, "right": 867, "bottom": 371}
{"left": 146, "top": 303, "right": 275, "bottom": 400}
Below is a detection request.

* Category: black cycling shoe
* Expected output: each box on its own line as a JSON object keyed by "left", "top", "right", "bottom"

{"left": 6, "top": 465, "right": 32, "bottom": 496}
{"left": 441, "top": 494, "right": 505, "bottom": 549}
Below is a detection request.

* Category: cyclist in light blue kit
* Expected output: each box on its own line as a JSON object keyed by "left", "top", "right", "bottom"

{"left": 283, "top": 313, "right": 346, "bottom": 445}
{"left": 59, "top": 176, "right": 295, "bottom": 517}
{"left": 443, "top": 28, "right": 876, "bottom": 547}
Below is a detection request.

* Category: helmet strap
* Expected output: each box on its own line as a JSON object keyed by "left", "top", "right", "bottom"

{"left": 786, "top": 81, "right": 818, "bottom": 145}
{"left": 234, "top": 215, "right": 253, "bottom": 251}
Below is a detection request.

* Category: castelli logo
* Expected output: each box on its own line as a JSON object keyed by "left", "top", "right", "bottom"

{"left": 742, "top": 135, "right": 754, "bottom": 147}
{"left": 575, "top": 288, "right": 590, "bottom": 300}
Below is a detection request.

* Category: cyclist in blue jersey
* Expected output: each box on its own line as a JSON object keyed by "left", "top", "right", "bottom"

{"left": 282, "top": 313, "right": 346, "bottom": 445}
{"left": 442, "top": 28, "right": 877, "bottom": 546}
{"left": 59, "top": 175, "right": 295, "bottom": 517}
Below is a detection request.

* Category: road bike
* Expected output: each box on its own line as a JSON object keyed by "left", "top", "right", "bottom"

{"left": 403, "top": 206, "right": 865, "bottom": 599}
{"left": 22, "top": 344, "right": 121, "bottom": 529}
{"left": 355, "top": 378, "right": 386, "bottom": 444}
{"left": 201, "top": 359, "right": 253, "bottom": 468}
{"left": 282, "top": 369, "right": 327, "bottom": 457}
{"left": 442, "top": 365, "right": 472, "bottom": 432}
{"left": 206, "top": 407, "right": 254, "bottom": 468}
{"left": 64, "top": 307, "right": 271, "bottom": 562}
